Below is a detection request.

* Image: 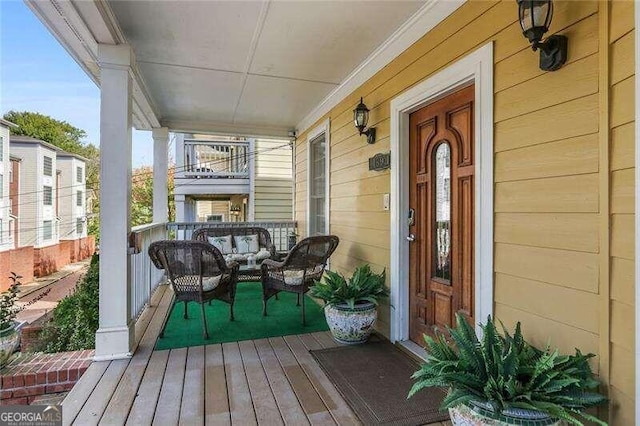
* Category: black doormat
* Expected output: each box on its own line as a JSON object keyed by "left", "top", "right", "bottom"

{"left": 310, "top": 337, "right": 449, "bottom": 425}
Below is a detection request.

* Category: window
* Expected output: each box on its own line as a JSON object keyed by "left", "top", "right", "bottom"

{"left": 76, "top": 190, "right": 83, "bottom": 207}
{"left": 0, "top": 175, "right": 3, "bottom": 194}
{"left": 43, "top": 186, "right": 53, "bottom": 205}
{"left": 43, "top": 156, "right": 53, "bottom": 176}
{"left": 43, "top": 220, "right": 53, "bottom": 240}
{"left": 206, "top": 214, "right": 223, "bottom": 222}
{"left": 433, "top": 143, "right": 451, "bottom": 282}
{"left": 0, "top": 136, "right": 4, "bottom": 161}
{"left": 76, "top": 218, "right": 84, "bottom": 234}
{"left": 76, "top": 166, "right": 83, "bottom": 183}
{"left": 308, "top": 132, "right": 327, "bottom": 236}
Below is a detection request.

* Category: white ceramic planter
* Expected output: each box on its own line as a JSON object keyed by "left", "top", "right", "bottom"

{"left": 0, "top": 322, "right": 20, "bottom": 367}
{"left": 324, "top": 302, "right": 377, "bottom": 344}
{"left": 449, "top": 404, "right": 564, "bottom": 426}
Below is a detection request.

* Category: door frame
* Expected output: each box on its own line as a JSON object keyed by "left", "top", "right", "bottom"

{"left": 389, "top": 42, "right": 494, "bottom": 348}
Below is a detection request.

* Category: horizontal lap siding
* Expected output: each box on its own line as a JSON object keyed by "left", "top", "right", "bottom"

{"left": 609, "top": 2, "right": 635, "bottom": 424}
{"left": 254, "top": 139, "right": 293, "bottom": 221}
{"left": 294, "top": 1, "right": 633, "bottom": 422}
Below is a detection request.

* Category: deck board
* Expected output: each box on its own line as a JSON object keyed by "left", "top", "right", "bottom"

{"left": 238, "top": 340, "right": 284, "bottom": 425}
{"left": 153, "top": 347, "right": 187, "bottom": 425}
{"left": 125, "top": 350, "right": 169, "bottom": 426}
{"left": 62, "top": 361, "right": 110, "bottom": 425}
{"left": 204, "top": 344, "right": 231, "bottom": 425}
{"left": 74, "top": 359, "right": 129, "bottom": 425}
{"left": 223, "top": 342, "right": 258, "bottom": 425}
{"left": 179, "top": 345, "right": 205, "bottom": 424}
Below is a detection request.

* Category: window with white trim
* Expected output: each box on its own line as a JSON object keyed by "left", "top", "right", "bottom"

{"left": 76, "top": 166, "right": 83, "bottom": 183}
{"left": 43, "top": 220, "right": 53, "bottom": 241}
{"left": 76, "top": 218, "right": 84, "bottom": 234}
{"left": 76, "top": 190, "right": 83, "bottom": 207}
{"left": 0, "top": 136, "right": 4, "bottom": 161}
{"left": 43, "top": 156, "right": 52, "bottom": 176}
{"left": 308, "top": 133, "right": 327, "bottom": 236}
{"left": 43, "top": 186, "right": 53, "bottom": 205}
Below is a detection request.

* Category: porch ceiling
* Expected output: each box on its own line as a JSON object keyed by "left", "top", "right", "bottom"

{"left": 28, "top": 0, "right": 430, "bottom": 137}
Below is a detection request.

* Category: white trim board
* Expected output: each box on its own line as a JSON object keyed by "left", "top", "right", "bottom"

{"left": 634, "top": 4, "right": 640, "bottom": 424}
{"left": 296, "top": 0, "right": 465, "bottom": 135}
{"left": 306, "top": 119, "right": 331, "bottom": 238}
{"left": 389, "top": 42, "right": 494, "bottom": 343}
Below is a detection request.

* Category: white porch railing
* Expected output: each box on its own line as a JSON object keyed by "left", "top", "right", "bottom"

{"left": 182, "top": 140, "right": 249, "bottom": 178}
{"left": 167, "top": 221, "right": 298, "bottom": 251}
{"left": 129, "top": 222, "right": 167, "bottom": 320}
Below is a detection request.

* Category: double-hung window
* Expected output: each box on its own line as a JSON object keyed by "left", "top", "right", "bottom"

{"left": 43, "top": 186, "right": 53, "bottom": 205}
{"left": 43, "top": 220, "right": 53, "bottom": 241}
{"left": 43, "top": 156, "right": 53, "bottom": 176}
{"left": 308, "top": 132, "right": 328, "bottom": 236}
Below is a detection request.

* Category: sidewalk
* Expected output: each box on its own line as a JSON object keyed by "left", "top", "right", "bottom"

{"left": 16, "top": 260, "right": 90, "bottom": 325}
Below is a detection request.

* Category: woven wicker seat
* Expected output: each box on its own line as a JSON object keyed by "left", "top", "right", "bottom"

{"left": 260, "top": 235, "right": 339, "bottom": 325}
{"left": 149, "top": 240, "right": 239, "bottom": 339}
{"left": 191, "top": 227, "right": 276, "bottom": 260}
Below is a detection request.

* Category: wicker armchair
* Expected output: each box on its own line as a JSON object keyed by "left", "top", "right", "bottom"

{"left": 192, "top": 227, "right": 276, "bottom": 259}
{"left": 260, "top": 235, "right": 339, "bottom": 325}
{"left": 149, "top": 240, "right": 239, "bottom": 339}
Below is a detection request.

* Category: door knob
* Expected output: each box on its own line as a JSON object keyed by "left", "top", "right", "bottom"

{"left": 406, "top": 234, "right": 416, "bottom": 242}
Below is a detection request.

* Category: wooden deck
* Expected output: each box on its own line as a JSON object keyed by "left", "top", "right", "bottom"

{"left": 62, "top": 285, "right": 451, "bottom": 425}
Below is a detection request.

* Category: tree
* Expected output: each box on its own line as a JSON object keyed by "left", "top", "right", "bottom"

{"left": 3, "top": 111, "right": 101, "bottom": 238}
{"left": 131, "top": 165, "right": 175, "bottom": 227}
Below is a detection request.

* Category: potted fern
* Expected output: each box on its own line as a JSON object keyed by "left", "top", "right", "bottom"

{"left": 409, "top": 314, "right": 607, "bottom": 426}
{"left": 310, "top": 264, "right": 388, "bottom": 344}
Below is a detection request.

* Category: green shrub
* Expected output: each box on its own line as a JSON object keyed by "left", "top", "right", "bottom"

{"left": 39, "top": 255, "right": 99, "bottom": 352}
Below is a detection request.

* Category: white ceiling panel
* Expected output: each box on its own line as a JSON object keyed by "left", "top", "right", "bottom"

{"left": 250, "top": 1, "right": 424, "bottom": 83}
{"left": 139, "top": 62, "right": 245, "bottom": 123}
{"left": 234, "top": 75, "right": 337, "bottom": 128}
{"left": 110, "top": 1, "right": 263, "bottom": 72}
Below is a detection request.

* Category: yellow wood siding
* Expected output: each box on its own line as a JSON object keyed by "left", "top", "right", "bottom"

{"left": 293, "top": 1, "right": 635, "bottom": 422}
{"left": 609, "top": 3, "right": 635, "bottom": 422}
{"left": 254, "top": 138, "right": 293, "bottom": 221}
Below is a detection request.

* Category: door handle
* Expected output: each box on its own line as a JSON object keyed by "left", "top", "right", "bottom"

{"left": 406, "top": 234, "right": 416, "bottom": 242}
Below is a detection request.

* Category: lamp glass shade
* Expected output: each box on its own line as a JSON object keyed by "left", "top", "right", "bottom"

{"left": 517, "top": 0, "right": 553, "bottom": 43}
{"left": 353, "top": 98, "right": 369, "bottom": 131}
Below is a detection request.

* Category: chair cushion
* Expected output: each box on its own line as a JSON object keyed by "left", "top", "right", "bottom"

{"left": 255, "top": 249, "right": 271, "bottom": 260}
{"left": 234, "top": 234, "right": 259, "bottom": 253}
{"left": 203, "top": 275, "right": 222, "bottom": 291}
{"left": 283, "top": 270, "right": 305, "bottom": 286}
{"left": 207, "top": 235, "right": 233, "bottom": 254}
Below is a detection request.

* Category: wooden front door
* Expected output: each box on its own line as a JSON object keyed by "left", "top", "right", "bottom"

{"left": 408, "top": 85, "right": 475, "bottom": 343}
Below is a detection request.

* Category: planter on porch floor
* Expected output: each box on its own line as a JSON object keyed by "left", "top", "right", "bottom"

{"left": 0, "top": 322, "right": 20, "bottom": 367}
{"left": 449, "top": 403, "right": 564, "bottom": 426}
{"left": 324, "top": 301, "right": 378, "bottom": 344}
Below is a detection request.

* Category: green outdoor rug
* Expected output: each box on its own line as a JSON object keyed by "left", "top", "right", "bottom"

{"left": 155, "top": 281, "right": 329, "bottom": 350}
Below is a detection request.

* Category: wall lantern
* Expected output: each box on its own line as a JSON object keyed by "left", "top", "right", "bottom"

{"left": 517, "top": 0, "right": 567, "bottom": 71}
{"left": 353, "top": 97, "right": 376, "bottom": 144}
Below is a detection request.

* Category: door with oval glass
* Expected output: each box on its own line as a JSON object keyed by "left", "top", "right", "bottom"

{"left": 408, "top": 85, "right": 475, "bottom": 343}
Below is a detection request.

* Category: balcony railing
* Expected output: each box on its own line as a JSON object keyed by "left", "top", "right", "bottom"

{"left": 129, "top": 222, "right": 167, "bottom": 320}
{"left": 167, "top": 221, "right": 297, "bottom": 251}
{"left": 182, "top": 141, "right": 249, "bottom": 178}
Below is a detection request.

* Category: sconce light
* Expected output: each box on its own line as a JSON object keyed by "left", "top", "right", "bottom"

{"left": 353, "top": 97, "right": 376, "bottom": 144}
{"left": 517, "top": 0, "right": 567, "bottom": 72}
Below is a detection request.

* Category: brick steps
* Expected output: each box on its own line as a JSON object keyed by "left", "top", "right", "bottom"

{"left": 1, "top": 350, "right": 93, "bottom": 405}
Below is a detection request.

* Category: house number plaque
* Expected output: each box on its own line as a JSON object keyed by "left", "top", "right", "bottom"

{"left": 369, "top": 152, "right": 391, "bottom": 171}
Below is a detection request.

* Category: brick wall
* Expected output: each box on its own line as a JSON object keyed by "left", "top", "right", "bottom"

{"left": 0, "top": 350, "right": 93, "bottom": 405}
{"left": 33, "top": 244, "right": 70, "bottom": 277}
{"left": 0, "top": 246, "right": 34, "bottom": 292}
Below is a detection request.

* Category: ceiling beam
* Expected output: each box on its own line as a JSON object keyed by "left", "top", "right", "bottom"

{"left": 163, "top": 119, "right": 292, "bottom": 139}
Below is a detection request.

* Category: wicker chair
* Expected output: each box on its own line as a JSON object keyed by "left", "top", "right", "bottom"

{"left": 260, "top": 235, "right": 339, "bottom": 325}
{"left": 192, "top": 227, "right": 276, "bottom": 259}
{"left": 149, "top": 240, "right": 239, "bottom": 339}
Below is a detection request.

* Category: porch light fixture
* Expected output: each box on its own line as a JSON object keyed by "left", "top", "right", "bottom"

{"left": 353, "top": 97, "right": 376, "bottom": 144}
{"left": 517, "top": 0, "right": 567, "bottom": 71}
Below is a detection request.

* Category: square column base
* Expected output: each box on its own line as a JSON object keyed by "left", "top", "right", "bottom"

{"left": 94, "top": 323, "right": 135, "bottom": 361}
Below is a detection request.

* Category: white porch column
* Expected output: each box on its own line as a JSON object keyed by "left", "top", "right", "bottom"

{"left": 152, "top": 127, "right": 169, "bottom": 223}
{"left": 95, "top": 44, "right": 135, "bottom": 360}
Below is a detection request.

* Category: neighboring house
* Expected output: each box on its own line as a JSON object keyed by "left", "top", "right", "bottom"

{"left": 174, "top": 134, "right": 293, "bottom": 223}
{"left": 56, "top": 152, "right": 92, "bottom": 262}
{"left": 8, "top": 135, "right": 94, "bottom": 278}
{"left": 9, "top": 155, "right": 21, "bottom": 246}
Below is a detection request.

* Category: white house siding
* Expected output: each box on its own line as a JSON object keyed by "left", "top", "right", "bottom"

{"left": 57, "top": 155, "right": 87, "bottom": 240}
{"left": 253, "top": 138, "right": 293, "bottom": 221}
{"left": 0, "top": 124, "right": 13, "bottom": 251}
{"left": 10, "top": 139, "right": 60, "bottom": 248}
